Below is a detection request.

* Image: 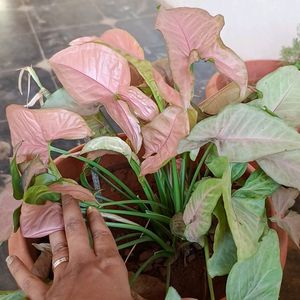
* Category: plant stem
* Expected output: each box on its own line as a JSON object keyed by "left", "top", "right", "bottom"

{"left": 171, "top": 158, "right": 181, "bottom": 213}
{"left": 117, "top": 236, "right": 153, "bottom": 250}
{"left": 184, "top": 144, "right": 213, "bottom": 206}
{"left": 180, "top": 153, "right": 188, "bottom": 202}
{"left": 204, "top": 236, "right": 215, "bottom": 300}
{"left": 49, "top": 145, "right": 137, "bottom": 200}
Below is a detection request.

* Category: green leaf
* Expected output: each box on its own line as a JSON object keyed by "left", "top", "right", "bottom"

{"left": 208, "top": 201, "right": 237, "bottom": 278}
{"left": 23, "top": 185, "right": 60, "bottom": 205}
{"left": 0, "top": 290, "right": 27, "bottom": 299}
{"left": 10, "top": 156, "right": 23, "bottom": 200}
{"left": 43, "top": 88, "right": 99, "bottom": 116}
{"left": 165, "top": 287, "right": 181, "bottom": 300}
{"left": 251, "top": 66, "right": 300, "bottom": 127}
{"left": 178, "top": 104, "right": 300, "bottom": 162}
{"left": 34, "top": 173, "right": 59, "bottom": 186}
{"left": 12, "top": 206, "right": 22, "bottom": 233}
{"left": 226, "top": 230, "right": 282, "bottom": 300}
{"left": 183, "top": 177, "right": 223, "bottom": 244}
{"left": 222, "top": 166, "right": 277, "bottom": 261}
{"left": 205, "top": 145, "right": 247, "bottom": 181}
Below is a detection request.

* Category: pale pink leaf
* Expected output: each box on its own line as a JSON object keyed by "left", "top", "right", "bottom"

{"left": 141, "top": 106, "right": 189, "bottom": 175}
{"left": 120, "top": 86, "right": 159, "bottom": 121}
{"left": 50, "top": 43, "right": 142, "bottom": 152}
{"left": 20, "top": 201, "right": 63, "bottom": 238}
{"left": 156, "top": 7, "right": 247, "bottom": 107}
{"left": 6, "top": 105, "right": 91, "bottom": 163}
{"left": 48, "top": 181, "right": 96, "bottom": 201}
{"left": 49, "top": 43, "right": 131, "bottom": 106}
{"left": 152, "top": 69, "right": 183, "bottom": 107}
{"left": 100, "top": 28, "right": 144, "bottom": 59}
{"left": 0, "top": 178, "right": 21, "bottom": 242}
{"left": 105, "top": 100, "right": 142, "bottom": 152}
{"left": 271, "top": 187, "right": 299, "bottom": 218}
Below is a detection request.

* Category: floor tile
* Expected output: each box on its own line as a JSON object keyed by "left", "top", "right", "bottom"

{"left": 0, "top": 33, "right": 43, "bottom": 71}
{"left": 116, "top": 16, "right": 164, "bottom": 49}
{"left": 0, "top": 68, "right": 56, "bottom": 121}
{"left": 0, "top": 242, "right": 17, "bottom": 290}
{"left": 144, "top": 44, "right": 166, "bottom": 62}
{"left": 28, "top": 1, "right": 103, "bottom": 33}
{"left": 37, "top": 23, "right": 112, "bottom": 58}
{"left": 0, "top": 10, "right": 31, "bottom": 36}
{"left": 91, "top": 0, "right": 156, "bottom": 19}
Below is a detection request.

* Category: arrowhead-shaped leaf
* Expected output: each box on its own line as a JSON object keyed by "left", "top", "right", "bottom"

{"left": 49, "top": 43, "right": 142, "bottom": 152}
{"left": 222, "top": 165, "right": 278, "bottom": 260}
{"left": 251, "top": 66, "right": 300, "bottom": 127}
{"left": 156, "top": 7, "right": 247, "bottom": 107}
{"left": 178, "top": 104, "right": 300, "bottom": 162}
{"left": 141, "top": 106, "right": 189, "bottom": 175}
{"left": 226, "top": 230, "right": 282, "bottom": 300}
{"left": 6, "top": 105, "right": 91, "bottom": 163}
{"left": 183, "top": 177, "right": 223, "bottom": 244}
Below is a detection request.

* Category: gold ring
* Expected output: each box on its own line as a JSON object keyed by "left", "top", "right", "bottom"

{"left": 52, "top": 256, "right": 69, "bottom": 269}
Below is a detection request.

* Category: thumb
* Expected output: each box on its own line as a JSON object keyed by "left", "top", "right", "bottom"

{"left": 6, "top": 255, "right": 48, "bottom": 299}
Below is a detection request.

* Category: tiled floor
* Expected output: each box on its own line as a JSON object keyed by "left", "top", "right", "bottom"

{"left": 0, "top": 0, "right": 299, "bottom": 298}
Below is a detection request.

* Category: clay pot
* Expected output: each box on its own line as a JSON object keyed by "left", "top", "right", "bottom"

{"left": 205, "top": 60, "right": 284, "bottom": 98}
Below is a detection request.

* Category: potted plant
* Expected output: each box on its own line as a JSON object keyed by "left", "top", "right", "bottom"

{"left": 2, "top": 6, "right": 300, "bottom": 300}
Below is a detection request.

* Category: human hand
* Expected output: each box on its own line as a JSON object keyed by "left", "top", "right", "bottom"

{"left": 6, "top": 195, "right": 132, "bottom": 300}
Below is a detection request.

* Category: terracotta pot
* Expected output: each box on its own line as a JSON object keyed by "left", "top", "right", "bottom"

{"left": 205, "top": 60, "right": 284, "bottom": 98}
{"left": 8, "top": 147, "right": 288, "bottom": 299}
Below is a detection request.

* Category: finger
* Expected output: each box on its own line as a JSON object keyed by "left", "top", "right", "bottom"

{"left": 31, "top": 251, "right": 52, "bottom": 280}
{"left": 62, "top": 195, "right": 93, "bottom": 259}
{"left": 87, "top": 207, "right": 119, "bottom": 259}
{"left": 49, "top": 231, "right": 69, "bottom": 278}
{"left": 6, "top": 255, "right": 48, "bottom": 299}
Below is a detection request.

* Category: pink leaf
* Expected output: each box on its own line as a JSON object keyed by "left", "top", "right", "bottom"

{"left": 50, "top": 43, "right": 131, "bottom": 106}
{"left": 141, "top": 106, "right": 189, "bottom": 175}
{"left": 20, "top": 201, "right": 63, "bottom": 238}
{"left": 152, "top": 69, "right": 183, "bottom": 107}
{"left": 50, "top": 43, "right": 142, "bottom": 152}
{"left": 105, "top": 100, "right": 142, "bottom": 152}
{"left": 48, "top": 181, "right": 95, "bottom": 201}
{"left": 156, "top": 7, "right": 248, "bottom": 108}
{"left": 120, "top": 86, "right": 159, "bottom": 121}
{"left": 0, "top": 178, "right": 21, "bottom": 242}
{"left": 69, "top": 36, "right": 99, "bottom": 46}
{"left": 100, "top": 28, "right": 145, "bottom": 59}
{"left": 6, "top": 105, "right": 91, "bottom": 163}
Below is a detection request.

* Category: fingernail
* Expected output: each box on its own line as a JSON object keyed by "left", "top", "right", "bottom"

{"left": 6, "top": 256, "right": 14, "bottom": 266}
{"left": 87, "top": 206, "right": 95, "bottom": 214}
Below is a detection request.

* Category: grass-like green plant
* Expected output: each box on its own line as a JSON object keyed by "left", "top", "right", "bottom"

{"left": 3, "top": 6, "right": 300, "bottom": 300}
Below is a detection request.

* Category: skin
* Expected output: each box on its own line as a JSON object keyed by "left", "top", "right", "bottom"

{"left": 6, "top": 195, "right": 132, "bottom": 300}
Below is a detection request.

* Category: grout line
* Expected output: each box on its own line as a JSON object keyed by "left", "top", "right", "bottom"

{"left": 19, "top": 0, "right": 58, "bottom": 89}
